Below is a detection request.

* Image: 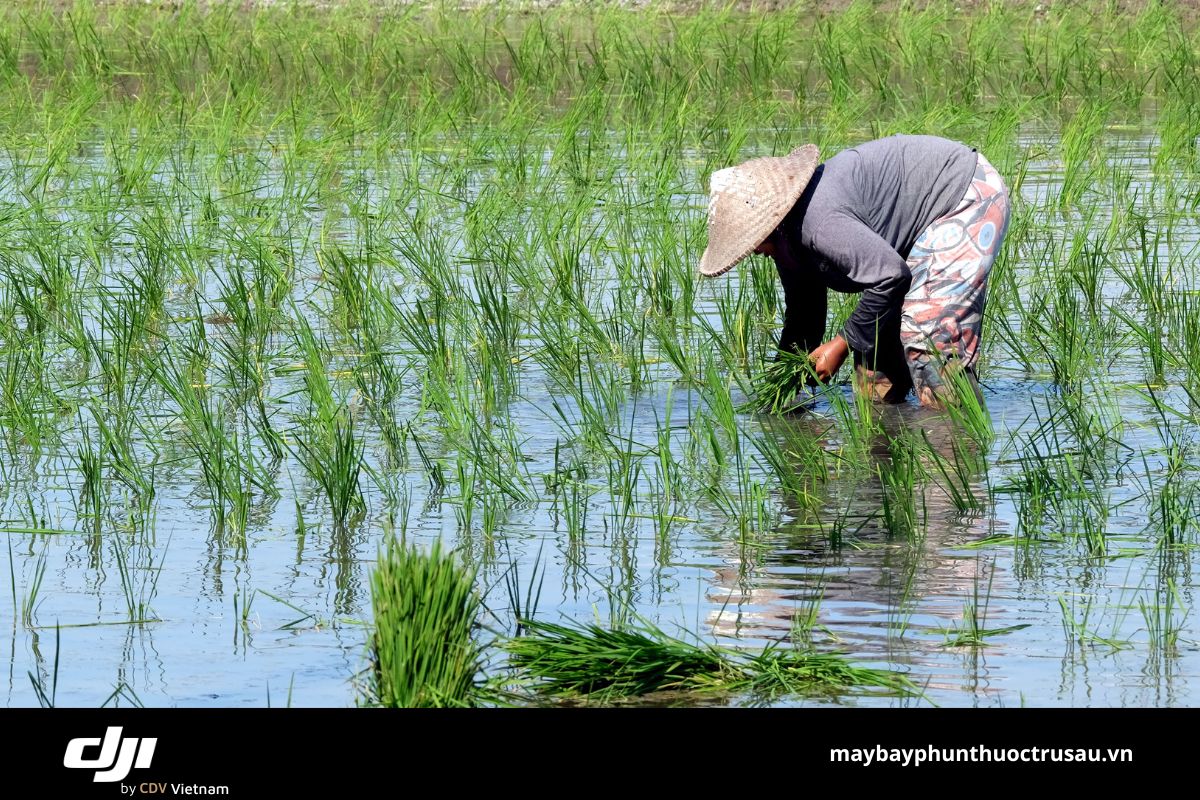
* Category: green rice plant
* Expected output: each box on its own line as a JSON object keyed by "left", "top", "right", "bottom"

{"left": 738, "top": 349, "right": 824, "bottom": 415}
{"left": 91, "top": 402, "right": 156, "bottom": 504}
{"left": 1153, "top": 90, "right": 1200, "bottom": 173}
{"left": 819, "top": 495, "right": 875, "bottom": 549}
{"left": 937, "top": 361, "right": 994, "bottom": 446}
{"left": 742, "top": 646, "right": 918, "bottom": 701}
{"left": 506, "top": 616, "right": 919, "bottom": 703}
{"left": 20, "top": 550, "right": 48, "bottom": 629}
{"left": 787, "top": 581, "right": 827, "bottom": 648}
{"left": 154, "top": 340, "right": 271, "bottom": 536}
{"left": 603, "top": 424, "right": 644, "bottom": 536}
{"left": 941, "top": 567, "right": 1031, "bottom": 648}
{"left": 1114, "top": 303, "right": 1169, "bottom": 388}
{"left": 562, "top": 474, "right": 589, "bottom": 551}
{"left": 647, "top": 400, "right": 685, "bottom": 537}
{"left": 27, "top": 624, "right": 61, "bottom": 709}
{"left": 1023, "top": 268, "right": 1095, "bottom": 389}
{"left": 319, "top": 244, "right": 372, "bottom": 336}
{"left": 290, "top": 315, "right": 366, "bottom": 529}
{"left": 0, "top": 239, "right": 81, "bottom": 341}
{"left": 0, "top": 322, "right": 56, "bottom": 458}
{"left": 1053, "top": 382, "right": 1128, "bottom": 482}
{"left": 75, "top": 425, "right": 103, "bottom": 535}
{"left": 1139, "top": 578, "right": 1189, "bottom": 654}
{"left": 505, "top": 618, "right": 733, "bottom": 700}
{"left": 1139, "top": 387, "right": 1199, "bottom": 546}
{"left": 209, "top": 250, "right": 289, "bottom": 456}
{"left": 876, "top": 429, "right": 926, "bottom": 540}
{"left": 1058, "top": 99, "right": 1111, "bottom": 210}
{"left": 922, "top": 430, "right": 985, "bottom": 513}
{"left": 110, "top": 533, "right": 166, "bottom": 624}
{"left": 1112, "top": 222, "right": 1174, "bottom": 385}
{"left": 453, "top": 452, "right": 477, "bottom": 533}
{"left": 826, "top": 374, "right": 882, "bottom": 468}
{"left": 710, "top": 278, "right": 760, "bottom": 374}
{"left": 996, "top": 444, "right": 1055, "bottom": 537}
{"left": 501, "top": 545, "right": 546, "bottom": 638}
{"left": 750, "top": 428, "right": 815, "bottom": 507}
{"left": 293, "top": 412, "right": 366, "bottom": 531}
{"left": 1058, "top": 595, "right": 1131, "bottom": 654}
{"left": 363, "top": 539, "right": 483, "bottom": 708}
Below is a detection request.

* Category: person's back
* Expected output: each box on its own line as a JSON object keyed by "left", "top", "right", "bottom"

{"left": 798, "top": 134, "right": 978, "bottom": 261}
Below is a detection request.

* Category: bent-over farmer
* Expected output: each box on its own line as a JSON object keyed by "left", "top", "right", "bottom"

{"left": 699, "top": 134, "right": 1011, "bottom": 407}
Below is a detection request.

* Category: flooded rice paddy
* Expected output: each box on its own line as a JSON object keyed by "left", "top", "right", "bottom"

{"left": 3, "top": 1, "right": 1200, "bottom": 706}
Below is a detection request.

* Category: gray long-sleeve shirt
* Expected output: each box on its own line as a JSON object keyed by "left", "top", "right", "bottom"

{"left": 775, "top": 135, "right": 979, "bottom": 364}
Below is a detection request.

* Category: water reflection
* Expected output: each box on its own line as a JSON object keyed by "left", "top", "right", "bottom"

{"left": 706, "top": 401, "right": 1012, "bottom": 667}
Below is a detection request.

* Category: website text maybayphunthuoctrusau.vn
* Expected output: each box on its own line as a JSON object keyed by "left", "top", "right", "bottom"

{"left": 831, "top": 745, "right": 1133, "bottom": 767}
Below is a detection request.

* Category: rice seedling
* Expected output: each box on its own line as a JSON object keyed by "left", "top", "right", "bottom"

{"left": 505, "top": 615, "right": 919, "bottom": 703}
{"left": 742, "top": 646, "right": 919, "bottom": 702}
{"left": 290, "top": 316, "right": 366, "bottom": 530}
{"left": 110, "top": 532, "right": 166, "bottom": 624}
{"left": 737, "top": 349, "right": 825, "bottom": 416}
{"left": 941, "top": 567, "right": 1031, "bottom": 648}
{"left": 1140, "top": 578, "right": 1189, "bottom": 654}
{"left": 28, "top": 624, "right": 61, "bottom": 709}
{"left": 363, "top": 539, "right": 483, "bottom": 708}
{"left": 922, "top": 430, "right": 986, "bottom": 514}
{"left": 1059, "top": 99, "right": 1111, "bottom": 210}
{"left": 1058, "top": 595, "right": 1132, "bottom": 654}
{"left": 936, "top": 361, "right": 994, "bottom": 446}
{"left": 154, "top": 343, "right": 268, "bottom": 537}
{"left": 20, "top": 550, "right": 48, "bottom": 629}
{"left": 876, "top": 429, "right": 926, "bottom": 540}
{"left": 75, "top": 431, "right": 103, "bottom": 535}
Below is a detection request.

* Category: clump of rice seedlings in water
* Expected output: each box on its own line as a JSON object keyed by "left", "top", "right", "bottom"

{"left": 1140, "top": 578, "right": 1190, "bottom": 654}
{"left": 750, "top": 428, "right": 815, "bottom": 506}
{"left": 294, "top": 412, "right": 367, "bottom": 531}
{"left": 738, "top": 349, "right": 823, "bottom": 415}
{"left": 1058, "top": 99, "right": 1111, "bottom": 210}
{"left": 742, "top": 645, "right": 918, "bottom": 701}
{"left": 505, "top": 616, "right": 918, "bottom": 703}
{"left": 363, "top": 539, "right": 483, "bottom": 708}
{"left": 290, "top": 316, "right": 366, "bottom": 530}
{"left": 154, "top": 340, "right": 269, "bottom": 537}
{"left": 506, "top": 619, "right": 734, "bottom": 701}
{"left": 936, "top": 361, "right": 994, "bottom": 446}
{"left": 75, "top": 428, "right": 103, "bottom": 535}
{"left": 876, "top": 429, "right": 926, "bottom": 540}
{"left": 922, "top": 430, "right": 986, "bottom": 513}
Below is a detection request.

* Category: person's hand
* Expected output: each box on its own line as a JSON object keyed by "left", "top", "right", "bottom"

{"left": 809, "top": 335, "right": 849, "bottom": 383}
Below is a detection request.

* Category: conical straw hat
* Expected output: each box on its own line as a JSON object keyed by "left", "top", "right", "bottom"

{"left": 698, "top": 144, "right": 820, "bottom": 277}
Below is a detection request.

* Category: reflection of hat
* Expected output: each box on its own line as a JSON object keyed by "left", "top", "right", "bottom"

{"left": 698, "top": 144, "right": 820, "bottom": 278}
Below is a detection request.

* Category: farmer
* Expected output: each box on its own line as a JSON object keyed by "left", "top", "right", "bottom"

{"left": 698, "top": 134, "right": 1010, "bottom": 408}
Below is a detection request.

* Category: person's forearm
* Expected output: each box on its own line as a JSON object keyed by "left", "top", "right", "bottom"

{"left": 841, "top": 271, "right": 910, "bottom": 359}
{"left": 810, "top": 334, "right": 849, "bottom": 382}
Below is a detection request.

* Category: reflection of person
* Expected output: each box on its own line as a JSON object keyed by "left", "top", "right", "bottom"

{"left": 707, "top": 408, "right": 996, "bottom": 646}
{"left": 698, "top": 135, "right": 1011, "bottom": 408}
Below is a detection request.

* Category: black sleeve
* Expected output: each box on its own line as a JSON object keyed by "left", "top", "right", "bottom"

{"left": 775, "top": 259, "right": 827, "bottom": 358}
{"left": 810, "top": 213, "right": 912, "bottom": 367}
{"left": 839, "top": 268, "right": 910, "bottom": 368}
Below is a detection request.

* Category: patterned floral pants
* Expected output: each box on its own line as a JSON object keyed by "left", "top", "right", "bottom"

{"left": 898, "top": 152, "right": 1011, "bottom": 405}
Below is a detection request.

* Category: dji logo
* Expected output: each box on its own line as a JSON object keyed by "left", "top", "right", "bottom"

{"left": 64, "top": 727, "right": 157, "bottom": 782}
